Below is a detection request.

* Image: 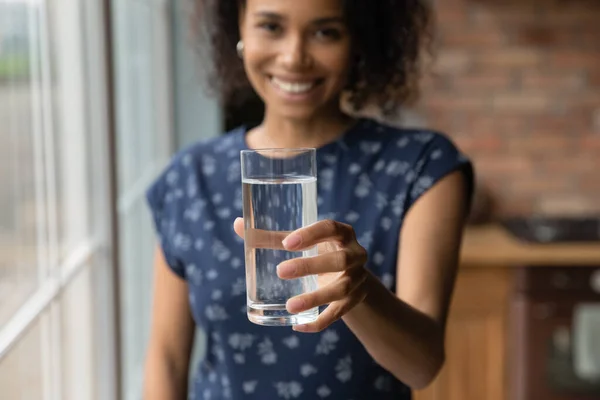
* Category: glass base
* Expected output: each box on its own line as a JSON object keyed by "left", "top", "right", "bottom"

{"left": 247, "top": 303, "right": 318, "bottom": 326}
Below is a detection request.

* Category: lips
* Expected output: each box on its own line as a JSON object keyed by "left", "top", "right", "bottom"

{"left": 269, "top": 76, "right": 322, "bottom": 95}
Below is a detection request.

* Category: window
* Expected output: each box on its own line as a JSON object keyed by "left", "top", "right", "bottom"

{"left": 0, "top": 1, "right": 116, "bottom": 399}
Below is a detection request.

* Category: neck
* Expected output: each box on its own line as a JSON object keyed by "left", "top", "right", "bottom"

{"left": 248, "top": 105, "right": 355, "bottom": 149}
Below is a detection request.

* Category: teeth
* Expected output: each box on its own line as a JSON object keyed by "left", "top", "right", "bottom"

{"left": 271, "top": 77, "right": 315, "bottom": 94}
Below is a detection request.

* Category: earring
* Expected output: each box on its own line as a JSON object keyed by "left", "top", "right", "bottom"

{"left": 236, "top": 40, "right": 244, "bottom": 59}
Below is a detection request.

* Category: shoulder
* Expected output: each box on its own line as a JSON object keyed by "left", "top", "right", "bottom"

{"left": 357, "top": 118, "right": 464, "bottom": 157}
{"left": 145, "top": 126, "right": 245, "bottom": 210}
{"left": 357, "top": 118, "right": 475, "bottom": 206}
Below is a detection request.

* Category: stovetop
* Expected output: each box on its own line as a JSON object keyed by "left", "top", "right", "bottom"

{"left": 500, "top": 216, "right": 600, "bottom": 244}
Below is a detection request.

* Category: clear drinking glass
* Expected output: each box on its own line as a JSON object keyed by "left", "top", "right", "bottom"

{"left": 241, "top": 148, "right": 319, "bottom": 326}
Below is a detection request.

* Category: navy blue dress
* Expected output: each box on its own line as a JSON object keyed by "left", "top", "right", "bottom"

{"left": 146, "top": 118, "right": 474, "bottom": 400}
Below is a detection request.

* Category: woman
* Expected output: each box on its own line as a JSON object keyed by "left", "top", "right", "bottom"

{"left": 143, "top": 0, "right": 474, "bottom": 399}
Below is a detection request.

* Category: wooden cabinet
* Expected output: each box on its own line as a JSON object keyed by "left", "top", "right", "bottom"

{"left": 414, "top": 267, "right": 511, "bottom": 400}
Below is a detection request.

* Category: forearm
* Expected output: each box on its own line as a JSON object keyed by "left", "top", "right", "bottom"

{"left": 342, "top": 271, "right": 446, "bottom": 389}
{"left": 143, "top": 347, "right": 189, "bottom": 400}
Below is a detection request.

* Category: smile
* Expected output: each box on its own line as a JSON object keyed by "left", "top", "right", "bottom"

{"left": 269, "top": 76, "right": 322, "bottom": 95}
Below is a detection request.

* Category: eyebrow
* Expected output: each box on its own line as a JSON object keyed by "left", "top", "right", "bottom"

{"left": 254, "top": 11, "right": 344, "bottom": 25}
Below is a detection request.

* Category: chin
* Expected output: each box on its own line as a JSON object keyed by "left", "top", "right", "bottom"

{"left": 269, "top": 104, "right": 325, "bottom": 121}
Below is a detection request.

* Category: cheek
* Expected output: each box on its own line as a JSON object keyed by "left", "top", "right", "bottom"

{"left": 242, "top": 51, "right": 269, "bottom": 87}
{"left": 317, "top": 47, "right": 352, "bottom": 82}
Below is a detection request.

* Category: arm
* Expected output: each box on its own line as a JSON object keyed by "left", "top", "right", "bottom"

{"left": 143, "top": 246, "right": 196, "bottom": 400}
{"left": 341, "top": 170, "right": 468, "bottom": 388}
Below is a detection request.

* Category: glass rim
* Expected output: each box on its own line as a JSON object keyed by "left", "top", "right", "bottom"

{"left": 240, "top": 147, "right": 316, "bottom": 155}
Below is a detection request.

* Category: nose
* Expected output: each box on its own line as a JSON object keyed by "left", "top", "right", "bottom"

{"left": 279, "top": 34, "right": 312, "bottom": 70}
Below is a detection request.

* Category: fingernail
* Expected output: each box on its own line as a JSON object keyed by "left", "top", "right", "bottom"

{"left": 282, "top": 234, "right": 302, "bottom": 250}
{"left": 277, "top": 262, "right": 296, "bottom": 278}
{"left": 286, "top": 297, "right": 305, "bottom": 313}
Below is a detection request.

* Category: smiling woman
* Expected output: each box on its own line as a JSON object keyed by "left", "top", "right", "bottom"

{"left": 143, "top": 1, "right": 474, "bottom": 400}
{"left": 193, "top": 0, "right": 432, "bottom": 116}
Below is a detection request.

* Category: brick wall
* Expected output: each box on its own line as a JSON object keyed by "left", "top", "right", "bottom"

{"left": 417, "top": 0, "right": 600, "bottom": 217}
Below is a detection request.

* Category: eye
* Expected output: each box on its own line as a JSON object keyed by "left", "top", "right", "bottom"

{"left": 315, "top": 28, "right": 342, "bottom": 41}
{"left": 258, "top": 22, "right": 281, "bottom": 34}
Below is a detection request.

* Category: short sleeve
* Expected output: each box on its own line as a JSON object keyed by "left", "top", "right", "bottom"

{"left": 145, "top": 158, "right": 187, "bottom": 279}
{"left": 406, "top": 133, "right": 475, "bottom": 212}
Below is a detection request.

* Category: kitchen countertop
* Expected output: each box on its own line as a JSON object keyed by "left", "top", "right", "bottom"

{"left": 460, "top": 224, "right": 600, "bottom": 267}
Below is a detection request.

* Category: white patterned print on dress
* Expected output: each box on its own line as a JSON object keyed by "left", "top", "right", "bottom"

{"left": 187, "top": 174, "right": 198, "bottom": 198}
{"left": 372, "top": 252, "right": 385, "bottom": 266}
{"left": 206, "top": 269, "right": 218, "bottom": 280}
{"left": 166, "top": 170, "right": 179, "bottom": 186}
{"left": 381, "top": 273, "right": 395, "bottom": 290}
{"left": 335, "top": 355, "right": 353, "bottom": 383}
{"left": 375, "top": 192, "right": 389, "bottom": 210}
{"left": 184, "top": 199, "right": 205, "bottom": 222}
{"left": 344, "top": 211, "right": 360, "bottom": 224}
{"left": 274, "top": 381, "right": 303, "bottom": 399}
{"left": 316, "top": 385, "right": 332, "bottom": 398}
{"left": 390, "top": 193, "right": 406, "bottom": 217}
{"left": 414, "top": 132, "right": 434, "bottom": 143}
{"left": 230, "top": 257, "right": 242, "bottom": 269}
{"left": 348, "top": 163, "right": 361, "bottom": 174}
{"left": 212, "top": 240, "right": 231, "bottom": 262}
{"left": 231, "top": 277, "right": 245, "bottom": 296}
{"left": 211, "top": 341, "right": 225, "bottom": 362}
{"left": 380, "top": 217, "right": 393, "bottom": 231}
{"left": 204, "top": 220, "right": 215, "bottom": 231}
{"left": 228, "top": 333, "right": 256, "bottom": 351}
{"left": 173, "top": 233, "right": 192, "bottom": 251}
{"left": 354, "top": 174, "right": 372, "bottom": 198}
{"left": 357, "top": 231, "right": 373, "bottom": 249}
{"left": 359, "top": 141, "right": 382, "bottom": 154}
{"left": 227, "top": 161, "right": 241, "bottom": 183}
{"left": 216, "top": 207, "right": 231, "bottom": 220}
{"left": 300, "top": 363, "right": 318, "bottom": 377}
{"left": 374, "top": 159, "right": 386, "bottom": 172}
{"left": 282, "top": 335, "right": 300, "bottom": 349}
{"left": 181, "top": 153, "right": 193, "bottom": 167}
{"left": 431, "top": 148, "right": 443, "bottom": 160}
{"left": 315, "top": 330, "right": 339, "bottom": 355}
{"left": 411, "top": 175, "right": 435, "bottom": 199}
{"left": 186, "top": 264, "right": 203, "bottom": 286}
{"left": 233, "top": 353, "right": 245, "bottom": 364}
{"left": 205, "top": 305, "right": 229, "bottom": 321}
{"left": 202, "top": 155, "right": 217, "bottom": 176}
{"left": 397, "top": 136, "right": 410, "bottom": 148}
{"left": 257, "top": 337, "right": 278, "bottom": 365}
{"left": 242, "top": 381, "right": 258, "bottom": 394}
{"left": 221, "top": 376, "right": 231, "bottom": 399}
{"left": 386, "top": 160, "right": 411, "bottom": 177}
{"left": 323, "top": 154, "right": 337, "bottom": 165}
{"left": 320, "top": 168, "right": 335, "bottom": 191}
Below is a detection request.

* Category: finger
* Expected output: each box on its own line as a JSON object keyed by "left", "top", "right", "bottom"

{"left": 277, "top": 249, "right": 362, "bottom": 279}
{"left": 286, "top": 270, "right": 367, "bottom": 313}
{"left": 293, "top": 298, "right": 357, "bottom": 333}
{"left": 233, "top": 218, "right": 289, "bottom": 250}
{"left": 233, "top": 217, "right": 244, "bottom": 238}
{"left": 282, "top": 219, "right": 356, "bottom": 251}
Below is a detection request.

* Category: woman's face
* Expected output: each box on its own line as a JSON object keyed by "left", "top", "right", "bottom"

{"left": 239, "top": 0, "right": 352, "bottom": 121}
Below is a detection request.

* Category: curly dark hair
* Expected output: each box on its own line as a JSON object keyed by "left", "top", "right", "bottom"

{"left": 190, "top": 0, "right": 433, "bottom": 116}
